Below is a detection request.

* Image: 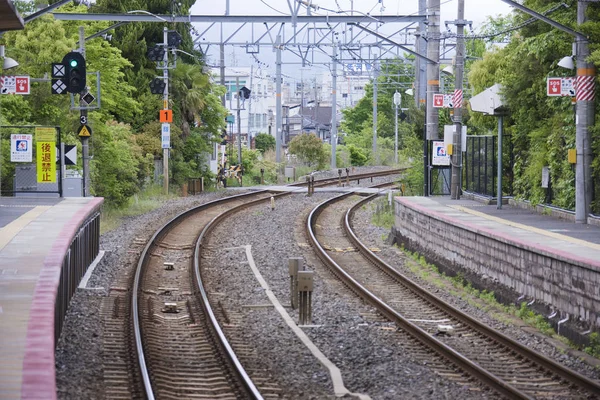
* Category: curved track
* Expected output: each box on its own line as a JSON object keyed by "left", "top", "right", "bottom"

{"left": 134, "top": 192, "right": 270, "bottom": 399}
{"left": 127, "top": 168, "right": 403, "bottom": 399}
{"left": 307, "top": 192, "right": 600, "bottom": 399}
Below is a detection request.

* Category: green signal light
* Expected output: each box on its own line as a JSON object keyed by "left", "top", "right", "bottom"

{"left": 70, "top": 59, "right": 78, "bottom": 67}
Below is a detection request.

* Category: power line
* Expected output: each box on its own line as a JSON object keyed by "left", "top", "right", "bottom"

{"left": 259, "top": 0, "right": 288, "bottom": 15}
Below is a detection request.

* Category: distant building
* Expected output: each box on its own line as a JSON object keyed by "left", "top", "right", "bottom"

{"left": 210, "top": 66, "right": 276, "bottom": 142}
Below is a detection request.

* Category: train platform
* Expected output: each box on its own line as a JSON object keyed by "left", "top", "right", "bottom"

{"left": 402, "top": 196, "right": 600, "bottom": 254}
{"left": 0, "top": 196, "right": 103, "bottom": 400}
{"left": 393, "top": 196, "right": 600, "bottom": 331}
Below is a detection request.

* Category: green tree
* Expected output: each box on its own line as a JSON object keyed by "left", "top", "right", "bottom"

{"left": 348, "top": 145, "right": 367, "bottom": 166}
{"left": 255, "top": 133, "right": 275, "bottom": 153}
{"left": 288, "top": 133, "right": 328, "bottom": 169}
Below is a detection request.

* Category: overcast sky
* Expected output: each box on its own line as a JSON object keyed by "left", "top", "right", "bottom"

{"left": 189, "top": 0, "right": 514, "bottom": 80}
{"left": 191, "top": 0, "right": 512, "bottom": 29}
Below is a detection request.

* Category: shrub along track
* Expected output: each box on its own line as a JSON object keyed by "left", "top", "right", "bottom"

{"left": 307, "top": 191, "right": 600, "bottom": 400}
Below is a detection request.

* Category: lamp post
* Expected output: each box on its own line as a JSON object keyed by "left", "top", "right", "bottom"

{"left": 0, "top": 45, "right": 19, "bottom": 70}
{"left": 393, "top": 91, "right": 401, "bottom": 164}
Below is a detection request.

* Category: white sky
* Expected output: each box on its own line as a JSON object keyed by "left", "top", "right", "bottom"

{"left": 191, "top": 0, "right": 512, "bottom": 29}
{"left": 189, "top": 0, "right": 514, "bottom": 80}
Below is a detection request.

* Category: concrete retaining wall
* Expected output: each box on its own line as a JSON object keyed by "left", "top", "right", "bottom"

{"left": 393, "top": 198, "right": 600, "bottom": 329}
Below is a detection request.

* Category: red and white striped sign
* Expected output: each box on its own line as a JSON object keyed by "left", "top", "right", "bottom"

{"left": 576, "top": 75, "right": 595, "bottom": 102}
{"left": 453, "top": 89, "right": 463, "bottom": 108}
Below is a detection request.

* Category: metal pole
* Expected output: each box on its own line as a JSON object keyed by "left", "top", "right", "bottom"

{"left": 247, "top": 65, "right": 253, "bottom": 148}
{"left": 426, "top": 0, "right": 440, "bottom": 141}
{"left": 236, "top": 76, "right": 242, "bottom": 164}
{"left": 417, "top": 0, "right": 427, "bottom": 107}
{"left": 497, "top": 115, "right": 503, "bottom": 209}
{"left": 79, "top": 26, "right": 89, "bottom": 197}
{"left": 275, "top": 35, "right": 282, "bottom": 163}
{"left": 451, "top": 0, "right": 465, "bottom": 200}
{"left": 575, "top": 1, "right": 594, "bottom": 223}
{"left": 330, "top": 40, "right": 338, "bottom": 169}
{"left": 372, "top": 58, "right": 378, "bottom": 164}
{"left": 163, "top": 27, "right": 169, "bottom": 195}
{"left": 394, "top": 100, "right": 399, "bottom": 164}
{"left": 424, "top": 99, "right": 429, "bottom": 196}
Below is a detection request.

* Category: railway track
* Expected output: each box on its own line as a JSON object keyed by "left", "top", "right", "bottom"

{"left": 307, "top": 192, "right": 600, "bottom": 399}
{"left": 122, "top": 169, "right": 403, "bottom": 398}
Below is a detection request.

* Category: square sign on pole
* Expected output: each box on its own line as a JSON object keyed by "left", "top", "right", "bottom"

{"left": 433, "top": 94, "right": 454, "bottom": 108}
{"left": 547, "top": 77, "right": 576, "bottom": 97}
{"left": 161, "top": 123, "right": 170, "bottom": 149}
{"left": 11, "top": 134, "right": 33, "bottom": 162}
{"left": 1, "top": 76, "right": 30, "bottom": 94}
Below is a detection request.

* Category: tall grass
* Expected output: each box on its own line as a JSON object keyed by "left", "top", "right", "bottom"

{"left": 100, "top": 184, "right": 178, "bottom": 234}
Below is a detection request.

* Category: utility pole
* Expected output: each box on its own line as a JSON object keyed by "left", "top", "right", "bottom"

{"left": 426, "top": 0, "right": 440, "bottom": 141}
{"left": 330, "top": 40, "right": 338, "bottom": 169}
{"left": 220, "top": 0, "right": 228, "bottom": 107}
{"left": 247, "top": 64, "right": 253, "bottom": 148}
{"left": 425, "top": 0, "right": 441, "bottom": 196}
{"left": 236, "top": 76, "right": 242, "bottom": 165}
{"left": 499, "top": 0, "right": 595, "bottom": 223}
{"left": 162, "top": 27, "right": 169, "bottom": 195}
{"left": 576, "top": 1, "right": 594, "bottom": 223}
{"left": 275, "top": 35, "right": 283, "bottom": 163}
{"left": 416, "top": 0, "right": 427, "bottom": 107}
{"left": 393, "top": 91, "right": 400, "bottom": 164}
{"left": 372, "top": 58, "right": 378, "bottom": 164}
{"left": 450, "top": 0, "right": 466, "bottom": 199}
{"left": 79, "top": 27, "right": 89, "bottom": 197}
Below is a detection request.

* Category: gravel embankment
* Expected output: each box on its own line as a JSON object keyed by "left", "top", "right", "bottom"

{"left": 55, "top": 168, "right": 600, "bottom": 399}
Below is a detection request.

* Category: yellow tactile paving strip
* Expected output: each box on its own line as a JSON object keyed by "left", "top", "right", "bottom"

{"left": 448, "top": 205, "right": 600, "bottom": 251}
{"left": 0, "top": 207, "right": 51, "bottom": 251}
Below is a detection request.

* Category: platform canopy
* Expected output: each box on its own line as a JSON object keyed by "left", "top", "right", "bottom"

{"left": 0, "top": 0, "right": 24, "bottom": 32}
{"left": 469, "top": 84, "right": 508, "bottom": 116}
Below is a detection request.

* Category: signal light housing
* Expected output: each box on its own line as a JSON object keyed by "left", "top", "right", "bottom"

{"left": 149, "top": 77, "right": 166, "bottom": 94}
{"left": 167, "top": 31, "right": 182, "bottom": 48}
{"left": 62, "top": 51, "right": 86, "bottom": 94}
{"left": 147, "top": 45, "right": 165, "bottom": 62}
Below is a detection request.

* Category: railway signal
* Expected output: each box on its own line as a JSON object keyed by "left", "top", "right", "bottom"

{"left": 147, "top": 45, "right": 165, "bottom": 62}
{"left": 149, "top": 77, "right": 165, "bottom": 94}
{"left": 167, "top": 31, "right": 182, "bottom": 48}
{"left": 62, "top": 51, "right": 86, "bottom": 93}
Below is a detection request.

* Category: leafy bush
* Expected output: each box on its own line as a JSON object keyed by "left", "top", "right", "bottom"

{"left": 288, "top": 133, "right": 328, "bottom": 169}
{"left": 348, "top": 144, "right": 367, "bottom": 166}
{"left": 255, "top": 133, "right": 275, "bottom": 153}
{"left": 91, "top": 121, "right": 142, "bottom": 207}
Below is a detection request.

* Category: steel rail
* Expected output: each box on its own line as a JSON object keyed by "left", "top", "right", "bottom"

{"left": 132, "top": 191, "right": 270, "bottom": 399}
{"left": 131, "top": 168, "right": 402, "bottom": 397}
{"left": 345, "top": 193, "right": 600, "bottom": 396}
{"left": 306, "top": 192, "right": 533, "bottom": 399}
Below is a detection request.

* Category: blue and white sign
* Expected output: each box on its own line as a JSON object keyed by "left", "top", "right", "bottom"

{"left": 11, "top": 134, "right": 32, "bottom": 162}
{"left": 432, "top": 140, "right": 450, "bottom": 166}
{"left": 161, "top": 123, "right": 171, "bottom": 149}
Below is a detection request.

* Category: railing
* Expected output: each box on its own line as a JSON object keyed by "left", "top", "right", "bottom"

{"left": 54, "top": 211, "right": 101, "bottom": 345}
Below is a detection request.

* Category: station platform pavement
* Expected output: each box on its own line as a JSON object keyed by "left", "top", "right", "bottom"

{"left": 407, "top": 196, "right": 600, "bottom": 254}
{"left": 0, "top": 196, "right": 103, "bottom": 400}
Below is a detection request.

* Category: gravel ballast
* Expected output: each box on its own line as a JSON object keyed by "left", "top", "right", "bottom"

{"left": 55, "top": 169, "right": 600, "bottom": 399}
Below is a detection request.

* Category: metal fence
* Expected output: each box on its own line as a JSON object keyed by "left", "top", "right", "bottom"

{"left": 463, "top": 135, "right": 513, "bottom": 198}
{"left": 55, "top": 210, "right": 100, "bottom": 346}
{"left": 0, "top": 125, "right": 63, "bottom": 197}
